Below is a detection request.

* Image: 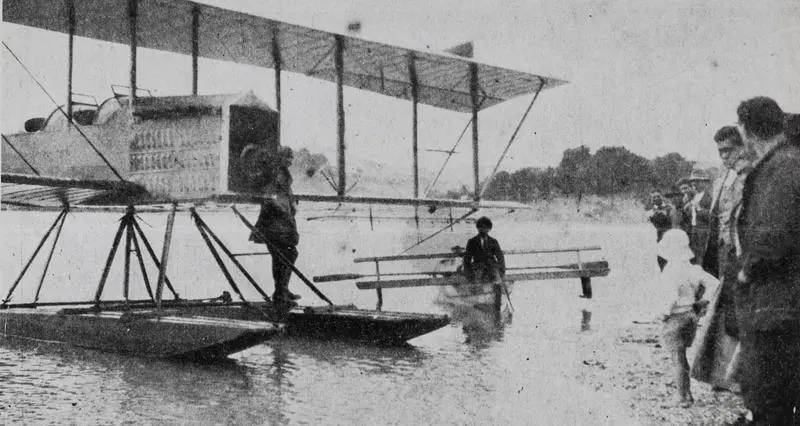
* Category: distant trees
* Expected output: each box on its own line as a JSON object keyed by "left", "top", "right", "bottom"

{"left": 288, "top": 144, "right": 698, "bottom": 203}
{"left": 292, "top": 147, "right": 329, "bottom": 178}
{"left": 652, "top": 152, "right": 694, "bottom": 192}
{"left": 480, "top": 145, "right": 697, "bottom": 202}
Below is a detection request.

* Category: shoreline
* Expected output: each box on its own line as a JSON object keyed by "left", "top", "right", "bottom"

{"left": 574, "top": 320, "right": 747, "bottom": 425}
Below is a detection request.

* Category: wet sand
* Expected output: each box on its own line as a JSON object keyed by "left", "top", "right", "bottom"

{"left": 574, "top": 319, "right": 747, "bottom": 425}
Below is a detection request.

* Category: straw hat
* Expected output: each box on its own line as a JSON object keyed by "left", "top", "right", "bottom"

{"left": 658, "top": 229, "right": 695, "bottom": 261}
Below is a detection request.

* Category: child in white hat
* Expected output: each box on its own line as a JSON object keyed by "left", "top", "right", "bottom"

{"left": 658, "top": 229, "right": 718, "bottom": 407}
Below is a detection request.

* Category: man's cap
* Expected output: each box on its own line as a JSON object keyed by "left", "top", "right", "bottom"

{"left": 240, "top": 144, "right": 272, "bottom": 176}
{"left": 476, "top": 216, "right": 493, "bottom": 229}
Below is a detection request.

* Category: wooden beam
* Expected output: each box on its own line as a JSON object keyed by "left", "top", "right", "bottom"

{"left": 407, "top": 53, "right": 419, "bottom": 198}
{"left": 469, "top": 62, "right": 480, "bottom": 201}
{"left": 335, "top": 35, "right": 346, "bottom": 197}
{"left": 66, "top": 0, "right": 75, "bottom": 124}
{"left": 356, "top": 268, "right": 610, "bottom": 290}
{"left": 191, "top": 5, "right": 199, "bottom": 95}
{"left": 128, "top": 0, "right": 138, "bottom": 108}
{"left": 155, "top": 204, "right": 177, "bottom": 311}
{"left": 354, "top": 246, "right": 603, "bottom": 263}
{"left": 272, "top": 25, "right": 282, "bottom": 141}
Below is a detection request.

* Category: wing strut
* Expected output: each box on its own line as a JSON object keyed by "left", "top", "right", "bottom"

{"left": 2, "top": 209, "right": 68, "bottom": 306}
{"left": 66, "top": 0, "right": 75, "bottom": 122}
{"left": 335, "top": 35, "right": 346, "bottom": 198}
{"left": 191, "top": 5, "right": 200, "bottom": 95}
{"left": 127, "top": 0, "right": 138, "bottom": 109}
{"left": 470, "top": 63, "right": 481, "bottom": 201}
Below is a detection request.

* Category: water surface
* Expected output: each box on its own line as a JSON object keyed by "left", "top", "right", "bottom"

{"left": 1, "top": 210, "right": 658, "bottom": 425}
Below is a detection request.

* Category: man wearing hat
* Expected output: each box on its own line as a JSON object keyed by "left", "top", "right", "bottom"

{"left": 242, "top": 144, "right": 302, "bottom": 306}
{"left": 678, "top": 169, "right": 714, "bottom": 266}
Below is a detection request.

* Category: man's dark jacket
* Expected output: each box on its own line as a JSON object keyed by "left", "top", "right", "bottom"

{"left": 682, "top": 191, "right": 714, "bottom": 267}
{"left": 736, "top": 140, "right": 800, "bottom": 333}
{"left": 464, "top": 235, "right": 506, "bottom": 283}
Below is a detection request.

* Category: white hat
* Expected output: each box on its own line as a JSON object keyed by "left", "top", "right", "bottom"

{"left": 658, "top": 229, "right": 695, "bottom": 261}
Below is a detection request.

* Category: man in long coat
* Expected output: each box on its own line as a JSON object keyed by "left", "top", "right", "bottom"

{"left": 692, "top": 125, "right": 750, "bottom": 391}
{"left": 735, "top": 96, "right": 800, "bottom": 425}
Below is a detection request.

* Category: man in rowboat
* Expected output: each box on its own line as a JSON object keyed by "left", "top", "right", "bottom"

{"left": 463, "top": 217, "right": 506, "bottom": 284}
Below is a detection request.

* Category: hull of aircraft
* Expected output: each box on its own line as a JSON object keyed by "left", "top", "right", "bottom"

{"left": 53, "top": 301, "right": 451, "bottom": 346}
{"left": 0, "top": 307, "right": 281, "bottom": 360}
{"left": 202, "top": 303, "right": 451, "bottom": 346}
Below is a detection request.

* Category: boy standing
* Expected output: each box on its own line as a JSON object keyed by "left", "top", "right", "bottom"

{"left": 659, "top": 229, "right": 718, "bottom": 407}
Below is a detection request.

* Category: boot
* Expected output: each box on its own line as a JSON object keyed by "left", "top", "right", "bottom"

{"left": 272, "top": 290, "right": 298, "bottom": 307}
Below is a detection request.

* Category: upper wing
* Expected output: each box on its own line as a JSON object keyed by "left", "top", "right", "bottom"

{"left": 3, "top": 0, "right": 566, "bottom": 113}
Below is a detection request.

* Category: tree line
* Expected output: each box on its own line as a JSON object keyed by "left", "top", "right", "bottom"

{"left": 445, "top": 146, "right": 699, "bottom": 202}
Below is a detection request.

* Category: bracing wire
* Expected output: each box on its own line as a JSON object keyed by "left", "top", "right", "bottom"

{"left": 2, "top": 41, "right": 125, "bottom": 181}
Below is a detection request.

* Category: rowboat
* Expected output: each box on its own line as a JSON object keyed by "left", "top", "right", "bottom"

{"left": 0, "top": 306, "right": 281, "bottom": 360}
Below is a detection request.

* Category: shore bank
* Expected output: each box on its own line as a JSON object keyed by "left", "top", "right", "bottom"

{"left": 574, "top": 320, "right": 748, "bottom": 425}
{"left": 501, "top": 194, "right": 647, "bottom": 225}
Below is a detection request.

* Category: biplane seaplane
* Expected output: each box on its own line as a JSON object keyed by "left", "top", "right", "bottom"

{"left": 1, "top": 0, "right": 608, "bottom": 358}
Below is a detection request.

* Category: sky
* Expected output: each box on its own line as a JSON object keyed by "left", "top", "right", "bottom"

{"left": 2, "top": 0, "right": 799, "bottom": 192}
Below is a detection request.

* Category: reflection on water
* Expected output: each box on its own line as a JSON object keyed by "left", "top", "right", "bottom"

{"left": 581, "top": 309, "right": 593, "bottom": 332}
{"left": 444, "top": 304, "right": 512, "bottom": 348}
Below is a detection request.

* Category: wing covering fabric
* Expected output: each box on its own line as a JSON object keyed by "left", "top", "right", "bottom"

{"left": 1, "top": 173, "right": 148, "bottom": 207}
{"left": 2, "top": 0, "right": 566, "bottom": 112}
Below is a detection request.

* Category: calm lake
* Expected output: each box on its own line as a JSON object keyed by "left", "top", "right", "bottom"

{"left": 1, "top": 208, "right": 661, "bottom": 425}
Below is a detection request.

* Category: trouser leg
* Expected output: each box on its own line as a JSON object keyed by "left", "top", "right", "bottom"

{"left": 740, "top": 330, "right": 800, "bottom": 425}
{"left": 672, "top": 348, "right": 691, "bottom": 401}
{"left": 657, "top": 256, "right": 668, "bottom": 271}
{"left": 270, "top": 244, "right": 298, "bottom": 297}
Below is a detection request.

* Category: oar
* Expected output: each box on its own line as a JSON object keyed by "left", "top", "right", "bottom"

{"left": 314, "top": 270, "right": 462, "bottom": 282}
{"left": 314, "top": 273, "right": 366, "bottom": 282}
{"left": 313, "top": 262, "right": 608, "bottom": 283}
{"left": 501, "top": 280, "right": 515, "bottom": 312}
